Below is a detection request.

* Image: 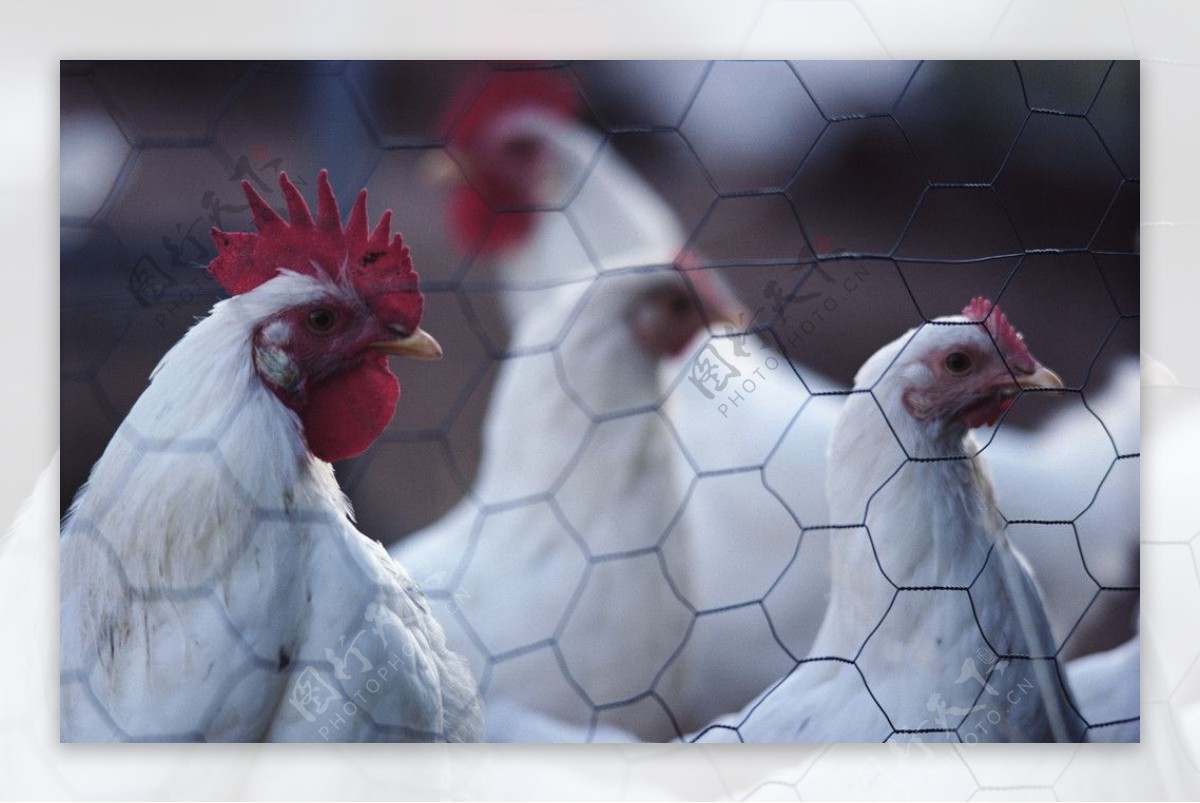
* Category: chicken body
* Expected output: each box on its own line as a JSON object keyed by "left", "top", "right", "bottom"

{"left": 402, "top": 93, "right": 706, "bottom": 741}
{"left": 401, "top": 78, "right": 838, "bottom": 737}
{"left": 60, "top": 176, "right": 481, "bottom": 743}
{"left": 395, "top": 265, "right": 715, "bottom": 741}
{"left": 659, "top": 333, "right": 838, "bottom": 725}
{"left": 691, "top": 303, "right": 1088, "bottom": 742}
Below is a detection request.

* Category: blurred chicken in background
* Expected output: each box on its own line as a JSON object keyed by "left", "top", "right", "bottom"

{"left": 392, "top": 71, "right": 838, "bottom": 739}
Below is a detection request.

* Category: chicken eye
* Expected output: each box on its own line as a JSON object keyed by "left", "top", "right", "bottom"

{"left": 306, "top": 309, "right": 338, "bottom": 334}
{"left": 945, "top": 351, "right": 972, "bottom": 374}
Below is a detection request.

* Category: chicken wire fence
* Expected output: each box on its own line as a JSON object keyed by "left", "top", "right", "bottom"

{"left": 60, "top": 60, "right": 1139, "bottom": 742}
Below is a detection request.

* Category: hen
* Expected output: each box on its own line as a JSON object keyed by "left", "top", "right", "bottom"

{"left": 403, "top": 70, "right": 837, "bottom": 736}
{"left": 393, "top": 259, "right": 739, "bottom": 741}
{"left": 690, "top": 298, "right": 1087, "bottom": 742}
{"left": 60, "top": 171, "right": 482, "bottom": 742}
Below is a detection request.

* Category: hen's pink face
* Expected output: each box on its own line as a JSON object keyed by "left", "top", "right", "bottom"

{"left": 900, "top": 299, "right": 1063, "bottom": 430}
{"left": 626, "top": 266, "right": 748, "bottom": 358}
{"left": 903, "top": 342, "right": 1054, "bottom": 429}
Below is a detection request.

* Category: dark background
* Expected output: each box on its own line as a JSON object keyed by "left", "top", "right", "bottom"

{"left": 60, "top": 60, "right": 1139, "bottom": 554}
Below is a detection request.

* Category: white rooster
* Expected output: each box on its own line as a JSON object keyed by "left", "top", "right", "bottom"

{"left": 60, "top": 171, "right": 482, "bottom": 742}
{"left": 690, "top": 298, "right": 1088, "bottom": 742}
{"left": 402, "top": 70, "right": 839, "bottom": 737}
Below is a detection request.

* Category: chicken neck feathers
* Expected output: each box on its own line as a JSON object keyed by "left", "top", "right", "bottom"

{"left": 61, "top": 275, "right": 481, "bottom": 742}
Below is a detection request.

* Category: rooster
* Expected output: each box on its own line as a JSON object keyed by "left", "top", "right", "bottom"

{"left": 690, "top": 298, "right": 1088, "bottom": 742}
{"left": 60, "top": 171, "right": 482, "bottom": 742}
{"left": 401, "top": 69, "right": 839, "bottom": 737}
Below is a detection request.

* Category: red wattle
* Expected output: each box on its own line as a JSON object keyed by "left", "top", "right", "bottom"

{"left": 301, "top": 353, "right": 399, "bottom": 462}
{"left": 448, "top": 187, "right": 536, "bottom": 257}
{"left": 963, "top": 395, "right": 1016, "bottom": 430}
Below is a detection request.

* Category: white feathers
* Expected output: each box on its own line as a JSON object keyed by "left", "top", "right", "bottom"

{"left": 60, "top": 273, "right": 481, "bottom": 743}
{"left": 394, "top": 273, "right": 693, "bottom": 741}
{"left": 260, "top": 319, "right": 292, "bottom": 345}
{"left": 658, "top": 332, "right": 840, "bottom": 727}
{"left": 689, "top": 319, "right": 1087, "bottom": 743}
{"left": 394, "top": 107, "right": 847, "bottom": 739}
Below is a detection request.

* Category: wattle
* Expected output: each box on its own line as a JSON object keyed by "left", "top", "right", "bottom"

{"left": 962, "top": 394, "right": 1016, "bottom": 429}
{"left": 449, "top": 186, "right": 535, "bottom": 257}
{"left": 301, "top": 353, "right": 399, "bottom": 463}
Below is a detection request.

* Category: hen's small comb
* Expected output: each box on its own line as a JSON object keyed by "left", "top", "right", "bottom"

{"left": 444, "top": 68, "right": 581, "bottom": 150}
{"left": 208, "top": 169, "right": 418, "bottom": 298}
{"left": 962, "top": 296, "right": 1035, "bottom": 372}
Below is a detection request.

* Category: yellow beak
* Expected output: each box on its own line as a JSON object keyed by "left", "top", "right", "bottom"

{"left": 370, "top": 327, "right": 444, "bottom": 361}
{"left": 1016, "top": 363, "right": 1064, "bottom": 390}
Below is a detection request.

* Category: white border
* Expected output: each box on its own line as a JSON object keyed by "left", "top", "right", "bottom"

{"left": 3, "top": 1, "right": 1197, "bottom": 799}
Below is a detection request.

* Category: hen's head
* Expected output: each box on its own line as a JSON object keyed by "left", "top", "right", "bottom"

{"left": 209, "top": 170, "right": 442, "bottom": 463}
{"left": 554, "top": 260, "right": 746, "bottom": 414}
{"left": 441, "top": 70, "right": 583, "bottom": 256}
{"left": 859, "top": 297, "right": 1063, "bottom": 439}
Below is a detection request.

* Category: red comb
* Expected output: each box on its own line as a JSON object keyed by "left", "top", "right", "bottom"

{"left": 444, "top": 68, "right": 581, "bottom": 150}
{"left": 208, "top": 170, "right": 419, "bottom": 300}
{"left": 962, "top": 296, "right": 1035, "bottom": 372}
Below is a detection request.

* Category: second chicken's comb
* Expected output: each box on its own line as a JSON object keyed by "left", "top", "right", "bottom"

{"left": 962, "top": 296, "right": 1034, "bottom": 371}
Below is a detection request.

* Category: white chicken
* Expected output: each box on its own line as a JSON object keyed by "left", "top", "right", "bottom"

{"left": 400, "top": 70, "right": 839, "bottom": 737}
{"left": 393, "top": 260, "right": 740, "bottom": 741}
{"left": 60, "top": 171, "right": 482, "bottom": 742}
{"left": 689, "top": 298, "right": 1088, "bottom": 742}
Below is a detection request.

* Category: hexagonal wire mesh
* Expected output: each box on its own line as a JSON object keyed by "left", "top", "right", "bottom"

{"left": 59, "top": 60, "right": 1138, "bottom": 742}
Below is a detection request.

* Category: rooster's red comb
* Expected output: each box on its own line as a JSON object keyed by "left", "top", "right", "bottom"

{"left": 208, "top": 170, "right": 418, "bottom": 299}
{"left": 444, "top": 68, "right": 582, "bottom": 149}
{"left": 962, "top": 296, "right": 1035, "bottom": 372}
